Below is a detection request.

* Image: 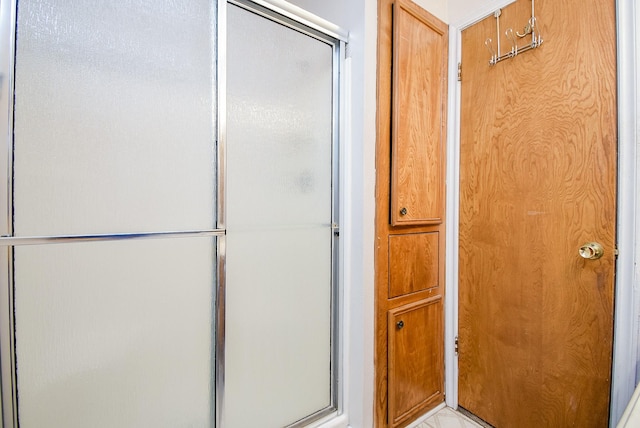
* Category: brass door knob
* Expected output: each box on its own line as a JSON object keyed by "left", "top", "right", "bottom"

{"left": 579, "top": 242, "right": 604, "bottom": 260}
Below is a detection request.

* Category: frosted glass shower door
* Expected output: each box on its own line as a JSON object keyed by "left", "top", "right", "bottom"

{"left": 224, "top": 3, "right": 338, "bottom": 427}
{"left": 5, "top": 1, "right": 219, "bottom": 427}
{"left": 13, "top": 238, "right": 216, "bottom": 428}
{"left": 12, "top": 0, "right": 217, "bottom": 236}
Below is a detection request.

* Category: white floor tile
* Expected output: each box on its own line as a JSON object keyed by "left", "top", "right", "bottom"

{"left": 418, "top": 407, "right": 483, "bottom": 428}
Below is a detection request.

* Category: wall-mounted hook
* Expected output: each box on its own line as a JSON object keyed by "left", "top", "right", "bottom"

{"left": 485, "top": 38, "right": 497, "bottom": 65}
{"left": 483, "top": 0, "right": 545, "bottom": 66}
{"left": 494, "top": 9, "right": 502, "bottom": 58}
{"left": 530, "top": 17, "right": 543, "bottom": 46}
{"left": 505, "top": 28, "right": 518, "bottom": 56}
{"left": 516, "top": 22, "right": 532, "bottom": 38}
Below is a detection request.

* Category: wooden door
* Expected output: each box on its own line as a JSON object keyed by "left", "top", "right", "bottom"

{"left": 458, "top": 0, "right": 617, "bottom": 427}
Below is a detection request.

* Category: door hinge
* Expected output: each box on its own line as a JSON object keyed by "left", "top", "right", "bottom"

{"left": 457, "top": 62, "right": 462, "bottom": 81}
{"left": 615, "top": 245, "right": 619, "bottom": 258}
{"left": 454, "top": 336, "right": 459, "bottom": 355}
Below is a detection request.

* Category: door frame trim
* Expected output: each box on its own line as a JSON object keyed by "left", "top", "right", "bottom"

{"left": 445, "top": 1, "right": 638, "bottom": 426}
{"left": 609, "top": 0, "right": 638, "bottom": 423}
{"left": 444, "top": 0, "right": 517, "bottom": 415}
{"left": 0, "top": 0, "right": 17, "bottom": 426}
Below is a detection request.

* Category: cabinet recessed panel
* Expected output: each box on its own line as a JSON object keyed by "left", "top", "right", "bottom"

{"left": 390, "top": 0, "right": 447, "bottom": 225}
{"left": 389, "top": 232, "right": 439, "bottom": 298}
{"left": 388, "top": 298, "right": 444, "bottom": 427}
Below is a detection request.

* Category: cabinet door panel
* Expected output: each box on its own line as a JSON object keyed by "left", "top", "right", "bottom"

{"left": 390, "top": 0, "right": 447, "bottom": 226}
{"left": 388, "top": 298, "right": 444, "bottom": 427}
{"left": 389, "top": 232, "right": 439, "bottom": 298}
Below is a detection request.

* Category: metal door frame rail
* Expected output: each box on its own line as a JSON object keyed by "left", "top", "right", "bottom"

{"left": 0, "top": 230, "right": 226, "bottom": 247}
{"left": 0, "top": 0, "right": 17, "bottom": 425}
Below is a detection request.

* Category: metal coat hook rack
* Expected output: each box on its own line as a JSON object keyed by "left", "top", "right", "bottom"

{"left": 485, "top": 0, "right": 543, "bottom": 66}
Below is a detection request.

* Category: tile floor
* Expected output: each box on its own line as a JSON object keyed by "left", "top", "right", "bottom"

{"left": 415, "top": 407, "right": 483, "bottom": 428}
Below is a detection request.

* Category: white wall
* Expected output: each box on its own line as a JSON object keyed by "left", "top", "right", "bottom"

{"left": 413, "top": 0, "right": 448, "bottom": 23}
{"left": 635, "top": 0, "right": 640, "bottom": 387}
{"left": 448, "top": 0, "right": 474, "bottom": 24}
{"left": 448, "top": 0, "right": 514, "bottom": 25}
{"left": 448, "top": 0, "right": 472, "bottom": 22}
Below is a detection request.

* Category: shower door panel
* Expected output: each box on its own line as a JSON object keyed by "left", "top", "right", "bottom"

{"left": 12, "top": 0, "right": 217, "bottom": 236}
{"left": 224, "top": 3, "right": 336, "bottom": 427}
{"left": 5, "top": 1, "right": 219, "bottom": 427}
{"left": 13, "top": 238, "right": 216, "bottom": 428}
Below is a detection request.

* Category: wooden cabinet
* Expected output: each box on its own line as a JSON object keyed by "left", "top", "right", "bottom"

{"left": 375, "top": 0, "right": 448, "bottom": 427}
{"left": 390, "top": 0, "right": 447, "bottom": 226}
{"left": 388, "top": 298, "right": 444, "bottom": 427}
{"left": 388, "top": 232, "right": 439, "bottom": 299}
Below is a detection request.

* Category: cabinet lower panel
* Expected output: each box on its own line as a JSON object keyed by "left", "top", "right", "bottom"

{"left": 388, "top": 297, "right": 444, "bottom": 427}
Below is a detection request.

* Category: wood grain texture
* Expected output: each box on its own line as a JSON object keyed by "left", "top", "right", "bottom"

{"left": 388, "top": 297, "right": 444, "bottom": 427}
{"left": 376, "top": 0, "right": 448, "bottom": 426}
{"left": 390, "top": 0, "right": 448, "bottom": 226}
{"left": 389, "top": 232, "right": 439, "bottom": 298}
{"left": 458, "top": 1, "right": 617, "bottom": 427}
